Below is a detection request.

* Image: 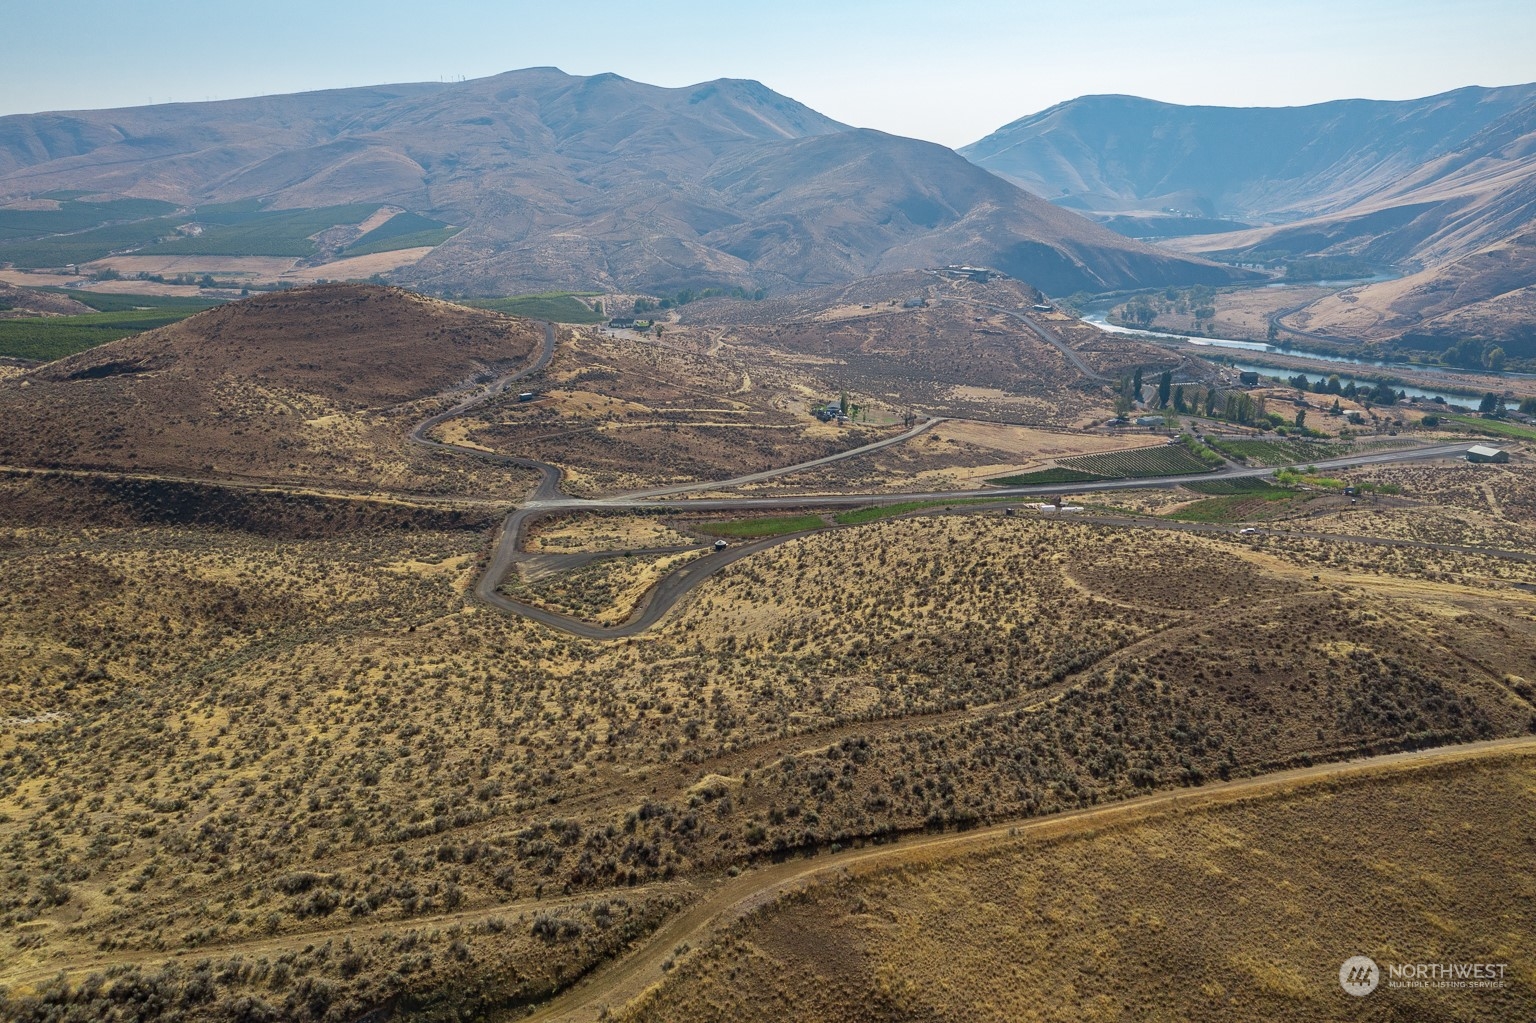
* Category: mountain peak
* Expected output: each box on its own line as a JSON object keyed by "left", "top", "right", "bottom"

{"left": 0, "top": 71, "right": 1241, "bottom": 297}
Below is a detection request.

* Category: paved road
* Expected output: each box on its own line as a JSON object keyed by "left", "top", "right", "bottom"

{"left": 476, "top": 525, "right": 830, "bottom": 639}
{"left": 467, "top": 441, "right": 1481, "bottom": 638}
{"left": 946, "top": 299, "right": 1109, "bottom": 383}
{"left": 398, "top": 314, "right": 1488, "bottom": 639}
{"left": 407, "top": 321, "right": 565, "bottom": 502}
{"left": 612, "top": 416, "right": 944, "bottom": 501}
{"left": 518, "top": 735, "right": 1536, "bottom": 1022}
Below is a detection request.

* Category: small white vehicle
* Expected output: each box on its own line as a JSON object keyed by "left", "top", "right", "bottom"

{"left": 713, "top": 539, "right": 729, "bottom": 551}
{"left": 1239, "top": 527, "right": 1260, "bottom": 535}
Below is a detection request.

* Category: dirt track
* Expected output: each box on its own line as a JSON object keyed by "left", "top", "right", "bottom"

{"left": 513, "top": 735, "right": 1536, "bottom": 1022}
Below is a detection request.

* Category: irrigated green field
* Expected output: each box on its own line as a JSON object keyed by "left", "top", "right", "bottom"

{"left": 146, "top": 204, "right": 381, "bottom": 256}
{"left": 1207, "top": 437, "right": 1349, "bottom": 464}
{"left": 0, "top": 217, "right": 187, "bottom": 267}
{"left": 0, "top": 198, "right": 179, "bottom": 239}
{"left": 1058, "top": 443, "right": 1213, "bottom": 477}
{"left": 0, "top": 201, "right": 393, "bottom": 264}
{"left": 0, "top": 300, "right": 225, "bottom": 361}
{"left": 698, "top": 514, "right": 826, "bottom": 537}
{"left": 344, "top": 212, "right": 458, "bottom": 256}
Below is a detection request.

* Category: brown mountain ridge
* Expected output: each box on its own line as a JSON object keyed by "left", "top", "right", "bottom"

{"left": 0, "top": 68, "right": 1242, "bottom": 297}
{"left": 963, "top": 85, "right": 1536, "bottom": 347}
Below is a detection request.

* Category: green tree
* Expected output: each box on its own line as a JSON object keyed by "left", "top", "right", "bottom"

{"left": 1157, "top": 370, "right": 1173, "bottom": 409}
{"left": 839, "top": 390, "right": 849, "bottom": 415}
{"left": 1132, "top": 367, "right": 1144, "bottom": 402}
{"left": 1479, "top": 392, "right": 1501, "bottom": 415}
{"left": 1519, "top": 397, "right": 1536, "bottom": 416}
{"left": 1173, "top": 385, "right": 1186, "bottom": 412}
{"left": 1205, "top": 387, "right": 1218, "bottom": 417}
{"left": 1484, "top": 346, "right": 1506, "bottom": 371}
{"left": 1294, "top": 408, "right": 1307, "bottom": 429}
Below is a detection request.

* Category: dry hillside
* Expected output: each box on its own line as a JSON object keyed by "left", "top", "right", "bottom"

{"left": 0, "top": 284, "right": 545, "bottom": 495}
{"left": 0, "top": 69, "right": 1243, "bottom": 297}
{"left": 623, "top": 749, "right": 1536, "bottom": 1022}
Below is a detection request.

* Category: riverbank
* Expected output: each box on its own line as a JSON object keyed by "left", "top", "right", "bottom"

{"left": 1085, "top": 315, "right": 1536, "bottom": 402}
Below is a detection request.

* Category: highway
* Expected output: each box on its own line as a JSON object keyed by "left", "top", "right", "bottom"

{"left": 400, "top": 319, "right": 1487, "bottom": 639}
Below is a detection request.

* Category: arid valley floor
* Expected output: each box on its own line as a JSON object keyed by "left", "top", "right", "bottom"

{"left": 2, "top": 277, "right": 1534, "bottom": 1022}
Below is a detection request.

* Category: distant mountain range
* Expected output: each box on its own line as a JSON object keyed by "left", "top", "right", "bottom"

{"left": 962, "top": 85, "right": 1536, "bottom": 346}
{"left": 0, "top": 68, "right": 1240, "bottom": 297}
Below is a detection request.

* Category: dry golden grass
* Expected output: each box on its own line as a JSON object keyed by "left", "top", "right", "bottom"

{"left": 505, "top": 550, "right": 702, "bottom": 624}
{"left": 3, "top": 285, "right": 1535, "bottom": 1021}
{"left": 738, "top": 422, "right": 1163, "bottom": 494}
{"left": 446, "top": 327, "right": 898, "bottom": 495}
{"left": 525, "top": 512, "right": 698, "bottom": 554}
{"left": 297, "top": 246, "right": 437, "bottom": 281}
{"left": 622, "top": 751, "right": 1536, "bottom": 1023}
{"left": 86, "top": 255, "right": 300, "bottom": 279}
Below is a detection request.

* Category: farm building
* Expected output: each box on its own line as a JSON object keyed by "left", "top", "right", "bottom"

{"left": 1135, "top": 415, "right": 1165, "bottom": 427}
{"left": 1466, "top": 445, "right": 1509, "bottom": 463}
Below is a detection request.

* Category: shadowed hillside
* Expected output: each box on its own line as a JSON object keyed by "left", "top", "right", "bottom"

{"left": 0, "top": 284, "right": 544, "bottom": 493}
{"left": 0, "top": 68, "right": 1242, "bottom": 297}
{"left": 964, "top": 84, "right": 1536, "bottom": 344}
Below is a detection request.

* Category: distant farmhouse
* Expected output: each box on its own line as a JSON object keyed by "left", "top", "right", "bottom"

{"left": 1467, "top": 444, "right": 1509, "bottom": 463}
{"left": 814, "top": 399, "right": 848, "bottom": 423}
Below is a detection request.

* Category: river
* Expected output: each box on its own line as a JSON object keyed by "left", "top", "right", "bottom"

{"left": 1220, "top": 360, "right": 1518, "bottom": 409}
{"left": 1083, "top": 315, "right": 1536, "bottom": 394}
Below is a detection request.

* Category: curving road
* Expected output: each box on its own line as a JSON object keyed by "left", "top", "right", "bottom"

{"left": 408, "top": 320, "right": 565, "bottom": 502}
{"left": 946, "top": 298, "right": 1109, "bottom": 383}
{"left": 466, "top": 441, "right": 1483, "bottom": 638}
{"left": 514, "top": 735, "right": 1536, "bottom": 1022}
{"left": 396, "top": 318, "right": 1531, "bottom": 1021}
{"left": 610, "top": 416, "right": 944, "bottom": 501}
{"left": 405, "top": 320, "right": 1489, "bottom": 639}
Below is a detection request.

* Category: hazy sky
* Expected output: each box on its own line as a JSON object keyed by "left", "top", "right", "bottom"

{"left": 4, "top": 0, "right": 1533, "bottom": 147}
